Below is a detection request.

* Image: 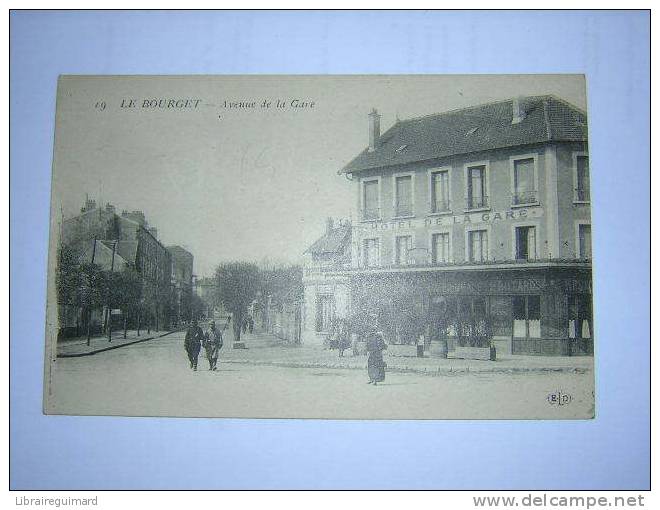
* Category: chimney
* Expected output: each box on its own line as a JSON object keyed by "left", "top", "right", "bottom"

{"left": 512, "top": 97, "right": 526, "bottom": 124}
{"left": 81, "top": 195, "right": 97, "bottom": 213}
{"left": 326, "top": 217, "right": 334, "bottom": 234}
{"left": 368, "top": 108, "right": 381, "bottom": 152}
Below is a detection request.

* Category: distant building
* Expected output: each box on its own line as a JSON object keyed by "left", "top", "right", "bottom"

{"left": 303, "top": 96, "right": 592, "bottom": 356}
{"left": 194, "top": 277, "right": 217, "bottom": 317}
{"left": 302, "top": 218, "right": 352, "bottom": 344}
{"left": 168, "top": 245, "right": 194, "bottom": 324}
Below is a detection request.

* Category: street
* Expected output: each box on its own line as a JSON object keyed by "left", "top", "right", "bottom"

{"left": 47, "top": 329, "right": 595, "bottom": 419}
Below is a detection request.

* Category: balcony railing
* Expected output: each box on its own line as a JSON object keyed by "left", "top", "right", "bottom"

{"left": 431, "top": 200, "right": 451, "bottom": 214}
{"left": 512, "top": 190, "right": 538, "bottom": 205}
{"left": 574, "top": 188, "right": 590, "bottom": 202}
{"left": 303, "top": 257, "right": 592, "bottom": 277}
{"left": 466, "top": 195, "right": 489, "bottom": 210}
{"left": 362, "top": 208, "right": 380, "bottom": 221}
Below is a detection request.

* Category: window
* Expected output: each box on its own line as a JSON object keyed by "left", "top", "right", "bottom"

{"left": 362, "top": 180, "right": 379, "bottom": 220}
{"left": 468, "top": 229, "right": 488, "bottom": 262}
{"left": 363, "top": 238, "right": 380, "bottom": 267}
{"left": 568, "top": 294, "right": 592, "bottom": 339}
{"left": 466, "top": 164, "right": 488, "bottom": 209}
{"left": 512, "top": 295, "right": 541, "bottom": 337}
{"left": 512, "top": 157, "right": 537, "bottom": 205}
{"left": 394, "top": 175, "right": 413, "bottom": 217}
{"left": 431, "top": 232, "right": 450, "bottom": 264}
{"left": 578, "top": 224, "right": 592, "bottom": 259}
{"left": 315, "top": 295, "right": 335, "bottom": 333}
{"left": 515, "top": 226, "right": 537, "bottom": 260}
{"left": 430, "top": 170, "right": 450, "bottom": 213}
{"left": 575, "top": 155, "right": 590, "bottom": 202}
{"left": 395, "top": 235, "right": 412, "bottom": 265}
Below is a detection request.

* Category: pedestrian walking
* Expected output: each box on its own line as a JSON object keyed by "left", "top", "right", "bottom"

{"left": 203, "top": 321, "right": 224, "bottom": 371}
{"left": 329, "top": 319, "right": 340, "bottom": 350}
{"left": 365, "top": 315, "right": 387, "bottom": 385}
{"left": 184, "top": 319, "right": 204, "bottom": 371}
{"left": 337, "top": 319, "right": 351, "bottom": 358}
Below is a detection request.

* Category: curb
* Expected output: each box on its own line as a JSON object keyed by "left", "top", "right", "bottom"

{"left": 57, "top": 329, "right": 184, "bottom": 358}
{"left": 221, "top": 358, "right": 591, "bottom": 377}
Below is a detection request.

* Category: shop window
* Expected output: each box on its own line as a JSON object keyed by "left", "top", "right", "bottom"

{"left": 515, "top": 226, "right": 537, "bottom": 260}
{"left": 490, "top": 296, "right": 513, "bottom": 336}
{"left": 395, "top": 235, "right": 412, "bottom": 265}
{"left": 315, "top": 294, "right": 335, "bottom": 333}
{"left": 453, "top": 297, "right": 490, "bottom": 346}
{"left": 568, "top": 294, "right": 592, "bottom": 339}
{"left": 445, "top": 298, "right": 458, "bottom": 337}
{"left": 512, "top": 295, "right": 541, "bottom": 338}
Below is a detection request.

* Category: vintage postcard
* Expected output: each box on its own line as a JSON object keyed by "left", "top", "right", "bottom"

{"left": 44, "top": 75, "right": 594, "bottom": 419}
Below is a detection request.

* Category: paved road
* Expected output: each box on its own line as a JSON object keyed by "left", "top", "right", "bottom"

{"left": 46, "top": 330, "right": 595, "bottom": 420}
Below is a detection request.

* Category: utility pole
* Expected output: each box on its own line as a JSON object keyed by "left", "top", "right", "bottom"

{"left": 108, "top": 241, "right": 117, "bottom": 342}
{"left": 86, "top": 238, "right": 97, "bottom": 346}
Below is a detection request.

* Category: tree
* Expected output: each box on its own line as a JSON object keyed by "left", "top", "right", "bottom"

{"left": 214, "top": 262, "right": 260, "bottom": 343}
{"left": 255, "top": 263, "right": 302, "bottom": 330}
{"left": 115, "top": 266, "right": 142, "bottom": 339}
{"left": 191, "top": 293, "right": 207, "bottom": 320}
{"left": 78, "top": 262, "right": 104, "bottom": 345}
{"left": 99, "top": 270, "right": 124, "bottom": 341}
{"left": 56, "top": 243, "right": 84, "bottom": 336}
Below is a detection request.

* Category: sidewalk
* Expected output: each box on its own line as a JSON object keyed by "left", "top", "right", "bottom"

{"left": 57, "top": 328, "right": 181, "bottom": 357}
{"left": 220, "top": 330, "right": 593, "bottom": 376}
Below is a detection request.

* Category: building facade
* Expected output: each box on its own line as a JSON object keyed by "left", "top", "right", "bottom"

{"left": 60, "top": 198, "right": 174, "bottom": 335}
{"left": 168, "top": 245, "right": 194, "bottom": 325}
{"left": 302, "top": 96, "right": 592, "bottom": 356}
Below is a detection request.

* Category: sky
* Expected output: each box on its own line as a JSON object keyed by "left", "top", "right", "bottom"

{"left": 51, "top": 75, "right": 587, "bottom": 277}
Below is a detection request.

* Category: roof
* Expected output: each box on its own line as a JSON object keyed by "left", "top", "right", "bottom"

{"left": 341, "top": 95, "right": 587, "bottom": 174}
{"left": 304, "top": 225, "right": 351, "bottom": 255}
{"left": 115, "top": 240, "right": 139, "bottom": 264}
{"left": 167, "top": 245, "right": 194, "bottom": 260}
{"left": 80, "top": 239, "right": 131, "bottom": 271}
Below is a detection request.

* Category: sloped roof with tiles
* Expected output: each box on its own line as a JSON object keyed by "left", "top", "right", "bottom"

{"left": 304, "top": 225, "right": 352, "bottom": 255}
{"left": 341, "top": 96, "right": 587, "bottom": 174}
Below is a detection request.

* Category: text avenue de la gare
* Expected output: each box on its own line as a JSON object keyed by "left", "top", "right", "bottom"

{"left": 118, "top": 98, "right": 316, "bottom": 109}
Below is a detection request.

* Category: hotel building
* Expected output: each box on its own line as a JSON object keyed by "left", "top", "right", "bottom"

{"left": 302, "top": 96, "right": 592, "bottom": 356}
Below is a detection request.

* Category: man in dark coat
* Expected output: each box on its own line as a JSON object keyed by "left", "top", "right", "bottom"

{"left": 184, "top": 319, "right": 204, "bottom": 371}
{"left": 203, "top": 321, "right": 223, "bottom": 371}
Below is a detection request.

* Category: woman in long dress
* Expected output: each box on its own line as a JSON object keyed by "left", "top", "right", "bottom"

{"left": 365, "top": 321, "right": 387, "bottom": 385}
